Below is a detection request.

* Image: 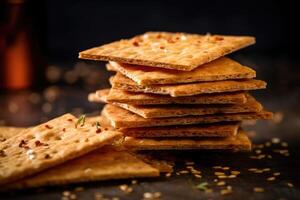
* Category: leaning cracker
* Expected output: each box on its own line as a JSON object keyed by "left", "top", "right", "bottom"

{"left": 5, "top": 147, "right": 159, "bottom": 189}
{"left": 108, "top": 57, "right": 256, "bottom": 85}
{"left": 0, "top": 114, "right": 122, "bottom": 185}
{"left": 101, "top": 93, "right": 262, "bottom": 118}
{"left": 102, "top": 104, "right": 273, "bottom": 128}
{"left": 103, "top": 88, "right": 247, "bottom": 105}
{"left": 123, "top": 129, "right": 251, "bottom": 151}
{"left": 79, "top": 32, "right": 255, "bottom": 71}
{"left": 110, "top": 73, "right": 266, "bottom": 97}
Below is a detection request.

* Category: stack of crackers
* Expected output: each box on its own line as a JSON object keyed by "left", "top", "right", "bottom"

{"left": 83, "top": 32, "right": 273, "bottom": 152}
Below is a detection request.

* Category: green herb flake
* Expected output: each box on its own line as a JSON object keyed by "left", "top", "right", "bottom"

{"left": 75, "top": 115, "right": 86, "bottom": 128}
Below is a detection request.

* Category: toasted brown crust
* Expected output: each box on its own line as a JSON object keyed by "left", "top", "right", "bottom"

{"left": 102, "top": 104, "right": 273, "bottom": 128}
{"left": 79, "top": 32, "right": 255, "bottom": 71}
{"left": 110, "top": 73, "right": 266, "bottom": 97}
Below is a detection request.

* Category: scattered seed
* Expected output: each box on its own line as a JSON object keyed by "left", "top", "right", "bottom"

{"left": 287, "top": 182, "right": 294, "bottom": 188}
{"left": 165, "top": 173, "right": 172, "bottom": 177}
{"left": 222, "top": 167, "right": 230, "bottom": 170}
{"left": 185, "top": 161, "right": 195, "bottom": 165}
{"left": 267, "top": 177, "right": 276, "bottom": 181}
{"left": 263, "top": 168, "right": 271, "bottom": 172}
{"left": 119, "top": 184, "right": 133, "bottom": 194}
{"left": 228, "top": 175, "right": 237, "bottom": 179}
{"left": 131, "top": 180, "right": 138, "bottom": 185}
{"left": 254, "top": 187, "right": 264, "bottom": 192}
{"left": 218, "top": 175, "right": 227, "bottom": 179}
{"left": 217, "top": 181, "right": 226, "bottom": 186}
{"left": 62, "top": 191, "right": 71, "bottom": 197}
{"left": 231, "top": 171, "right": 240, "bottom": 175}
{"left": 220, "top": 189, "right": 232, "bottom": 195}
{"left": 273, "top": 172, "right": 281, "bottom": 176}
{"left": 248, "top": 168, "right": 257, "bottom": 172}
{"left": 179, "top": 170, "right": 189, "bottom": 174}
{"left": 271, "top": 138, "right": 280, "bottom": 144}
{"left": 213, "top": 166, "right": 222, "bottom": 169}
{"left": 194, "top": 174, "right": 202, "bottom": 178}
{"left": 281, "top": 142, "right": 288, "bottom": 147}
{"left": 215, "top": 172, "right": 225, "bottom": 176}
{"left": 69, "top": 194, "right": 77, "bottom": 200}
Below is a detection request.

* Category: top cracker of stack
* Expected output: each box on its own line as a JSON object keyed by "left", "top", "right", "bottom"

{"left": 80, "top": 32, "right": 273, "bottom": 152}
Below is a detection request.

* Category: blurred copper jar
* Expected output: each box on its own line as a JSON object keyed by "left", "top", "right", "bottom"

{"left": 0, "top": 0, "right": 46, "bottom": 90}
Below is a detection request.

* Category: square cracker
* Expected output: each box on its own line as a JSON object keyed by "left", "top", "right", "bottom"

{"left": 0, "top": 114, "right": 122, "bottom": 185}
{"left": 108, "top": 57, "right": 256, "bottom": 85}
{"left": 110, "top": 73, "right": 266, "bottom": 97}
{"left": 123, "top": 129, "right": 251, "bottom": 151}
{"left": 100, "top": 92, "right": 262, "bottom": 118}
{"left": 99, "top": 88, "right": 248, "bottom": 105}
{"left": 79, "top": 32, "right": 255, "bottom": 71}
{"left": 102, "top": 104, "right": 273, "bottom": 128}
{"left": 5, "top": 146, "right": 159, "bottom": 189}
{"left": 120, "top": 122, "right": 240, "bottom": 138}
{"left": 97, "top": 115, "right": 240, "bottom": 138}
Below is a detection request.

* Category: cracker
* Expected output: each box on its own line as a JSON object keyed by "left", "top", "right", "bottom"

{"left": 123, "top": 129, "right": 251, "bottom": 151}
{"left": 0, "top": 127, "right": 27, "bottom": 142}
{"left": 104, "top": 88, "right": 247, "bottom": 105}
{"left": 79, "top": 32, "right": 255, "bottom": 71}
{"left": 98, "top": 115, "right": 239, "bottom": 137}
{"left": 0, "top": 114, "right": 123, "bottom": 185}
{"left": 5, "top": 147, "right": 159, "bottom": 189}
{"left": 102, "top": 104, "right": 273, "bottom": 128}
{"left": 108, "top": 57, "right": 256, "bottom": 85}
{"left": 110, "top": 73, "right": 266, "bottom": 97}
{"left": 105, "top": 94, "right": 262, "bottom": 118}
{"left": 121, "top": 122, "right": 239, "bottom": 138}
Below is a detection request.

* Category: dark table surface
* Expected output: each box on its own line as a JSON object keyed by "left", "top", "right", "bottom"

{"left": 0, "top": 55, "right": 299, "bottom": 200}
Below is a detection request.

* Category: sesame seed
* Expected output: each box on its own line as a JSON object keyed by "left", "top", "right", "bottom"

{"left": 220, "top": 189, "right": 232, "bottom": 195}
{"left": 273, "top": 172, "right": 281, "bottom": 176}
{"left": 267, "top": 177, "right": 276, "bottom": 181}
{"left": 231, "top": 171, "right": 240, "bottom": 175}
{"left": 217, "top": 181, "right": 226, "bottom": 186}
{"left": 228, "top": 175, "right": 237, "bottom": 179}
{"left": 215, "top": 172, "right": 225, "bottom": 176}
{"left": 271, "top": 138, "right": 280, "bottom": 144}
{"left": 287, "top": 182, "right": 294, "bottom": 188}
{"left": 222, "top": 167, "right": 230, "bottom": 170}
{"left": 218, "top": 175, "right": 227, "bottom": 179}
{"left": 254, "top": 187, "right": 264, "bottom": 192}
{"left": 62, "top": 191, "right": 71, "bottom": 197}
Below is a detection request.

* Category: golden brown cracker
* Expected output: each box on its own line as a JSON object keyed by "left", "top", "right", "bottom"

{"left": 5, "top": 147, "right": 159, "bottom": 189}
{"left": 0, "top": 114, "right": 122, "bottom": 185}
{"left": 111, "top": 94, "right": 262, "bottom": 118}
{"left": 110, "top": 73, "right": 266, "bottom": 97}
{"left": 104, "top": 88, "right": 247, "bottom": 105}
{"left": 123, "top": 129, "right": 251, "bottom": 151}
{"left": 79, "top": 32, "right": 255, "bottom": 71}
{"left": 102, "top": 104, "right": 273, "bottom": 128}
{"left": 121, "top": 122, "right": 239, "bottom": 138}
{"left": 109, "top": 57, "right": 256, "bottom": 85}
